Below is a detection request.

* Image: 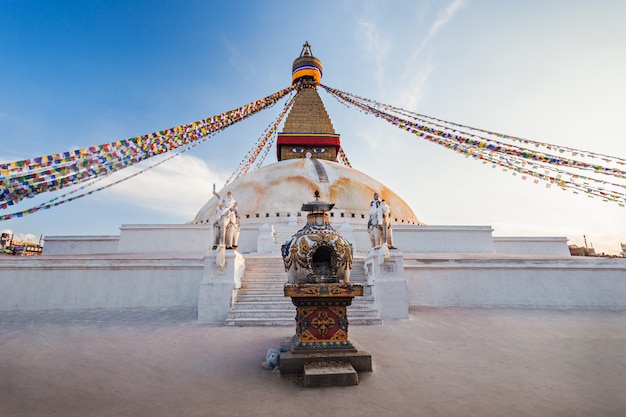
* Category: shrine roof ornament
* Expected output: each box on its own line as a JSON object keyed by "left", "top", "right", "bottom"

{"left": 301, "top": 190, "right": 335, "bottom": 213}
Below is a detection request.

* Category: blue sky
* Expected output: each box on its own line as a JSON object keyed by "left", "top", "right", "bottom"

{"left": 1, "top": 0, "right": 625, "bottom": 254}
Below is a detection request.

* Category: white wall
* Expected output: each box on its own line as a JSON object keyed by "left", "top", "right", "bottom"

{"left": 391, "top": 225, "right": 495, "bottom": 253}
{"left": 41, "top": 225, "right": 572, "bottom": 259}
{"left": 493, "top": 236, "right": 570, "bottom": 256}
{"left": 2, "top": 251, "right": 625, "bottom": 313}
{"left": 260, "top": 224, "right": 496, "bottom": 254}
{"left": 43, "top": 235, "right": 119, "bottom": 255}
{"left": 0, "top": 255, "right": 204, "bottom": 311}
{"left": 404, "top": 254, "right": 626, "bottom": 308}
{"left": 117, "top": 224, "right": 213, "bottom": 253}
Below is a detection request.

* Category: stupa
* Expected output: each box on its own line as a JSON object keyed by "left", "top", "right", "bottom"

{"left": 192, "top": 41, "right": 423, "bottom": 253}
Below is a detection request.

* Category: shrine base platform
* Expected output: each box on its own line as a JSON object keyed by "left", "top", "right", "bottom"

{"left": 279, "top": 347, "right": 372, "bottom": 376}
{"left": 303, "top": 361, "right": 358, "bottom": 387}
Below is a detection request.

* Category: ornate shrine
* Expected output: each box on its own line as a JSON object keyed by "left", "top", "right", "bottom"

{"left": 280, "top": 191, "right": 371, "bottom": 385}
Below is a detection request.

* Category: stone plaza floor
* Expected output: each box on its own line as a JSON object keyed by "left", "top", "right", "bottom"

{"left": 1, "top": 306, "right": 625, "bottom": 417}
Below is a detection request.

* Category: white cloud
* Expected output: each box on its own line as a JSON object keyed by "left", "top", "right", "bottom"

{"left": 103, "top": 154, "right": 227, "bottom": 218}
{"left": 426, "top": 0, "right": 465, "bottom": 43}
{"left": 221, "top": 35, "right": 256, "bottom": 83}
{"left": 397, "top": 60, "right": 433, "bottom": 110}
{"left": 1, "top": 229, "right": 38, "bottom": 243}
{"left": 355, "top": 19, "right": 391, "bottom": 94}
{"left": 352, "top": 1, "right": 463, "bottom": 111}
{"left": 404, "top": 0, "right": 466, "bottom": 73}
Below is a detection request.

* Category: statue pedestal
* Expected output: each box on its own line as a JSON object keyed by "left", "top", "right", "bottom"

{"left": 280, "top": 283, "right": 372, "bottom": 378}
{"left": 197, "top": 250, "right": 244, "bottom": 323}
{"left": 365, "top": 249, "right": 409, "bottom": 320}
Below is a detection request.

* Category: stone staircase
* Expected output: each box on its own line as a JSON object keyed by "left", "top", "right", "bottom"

{"left": 273, "top": 223, "right": 300, "bottom": 249}
{"left": 224, "top": 254, "right": 382, "bottom": 326}
{"left": 224, "top": 255, "right": 294, "bottom": 326}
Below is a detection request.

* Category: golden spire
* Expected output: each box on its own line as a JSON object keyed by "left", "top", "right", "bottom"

{"left": 277, "top": 43, "right": 340, "bottom": 162}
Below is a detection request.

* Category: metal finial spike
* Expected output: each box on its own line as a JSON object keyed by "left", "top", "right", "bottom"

{"left": 301, "top": 41, "right": 313, "bottom": 57}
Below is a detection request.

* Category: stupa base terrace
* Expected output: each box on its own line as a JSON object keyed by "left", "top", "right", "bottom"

{"left": 2, "top": 222, "right": 625, "bottom": 321}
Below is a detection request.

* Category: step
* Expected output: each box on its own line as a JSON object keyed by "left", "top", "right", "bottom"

{"left": 236, "top": 294, "right": 290, "bottom": 302}
{"left": 350, "top": 302, "right": 378, "bottom": 309}
{"left": 231, "top": 301, "right": 295, "bottom": 310}
{"left": 240, "top": 281, "right": 283, "bottom": 286}
{"left": 241, "top": 277, "right": 286, "bottom": 282}
{"left": 304, "top": 361, "right": 358, "bottom": 387}
{"left": 224, "top": 318, "right": 295, "bottom": 327}
{"left": 349, "top": 318, "right": 383, "bottom": 325}
{"left": 227, "top": 307, "right": 379, "bottom": 320}
{"left": 225, "top": 254, "right": 382, "bottom": 327}
{"left": 224, "top": 316, "right": 381, "bottom": 326}
{"left": 227, "top": 309, "right": 296, "bottom": 319}
{"left": 240, "top": 281, "right": 286, "bottom": 287}
{"left": 240, "top": 285, "right": 286, "bottom": 290}
{"left": 241, "top": 271, "right": 286, "bottom": 276}
{"left": 234, "top": 295, "right": 287, "bottom": 302}
{"left": 236, "top": 292, "right": 375, "bottom": 302}
{"left": 237, "top": 292, "right": 285, "bottom": 299}
{"left": 240, "top": 283, "right": 286, "bottom": 289}
{"left": 345, "top": 309, "right": 381, "bottom": 318}
{"left": 230, "top": 302, "right": 376, "bottom": 313}
{"left": 353, "top": 294, "right": 376, "bottom": 302}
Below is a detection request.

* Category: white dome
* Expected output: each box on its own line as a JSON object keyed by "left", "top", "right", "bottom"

{"left": 192, "top": 158, "right": 422, "bottom": 227}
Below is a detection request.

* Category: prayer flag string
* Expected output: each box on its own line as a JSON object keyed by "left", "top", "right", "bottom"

{"left": 0, "top": 86, "right": 295, "bottom": 211}
{"left": 0, "top": 131, "right": 223, "bottom": 221}
{"left": 224, "top": 90, "right": 297, "bottom": 185}
{"left": 320, "top": 84, "right": 626, "bottom": 207}
{"left": 338, "top": 148, "right": 352, "bottom": 167}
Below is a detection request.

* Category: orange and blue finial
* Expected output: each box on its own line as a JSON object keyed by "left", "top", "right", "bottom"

{"left": 292, "top": 41, "right": 323, "bottom": 85}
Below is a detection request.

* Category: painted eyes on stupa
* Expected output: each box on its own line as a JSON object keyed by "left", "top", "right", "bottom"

{"left": 291, "top": 147, "right": 326, "bottom": 154}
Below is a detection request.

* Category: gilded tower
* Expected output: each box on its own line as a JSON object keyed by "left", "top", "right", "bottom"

{"left": 277, "top": 42, "right": 341, "bottom": 162}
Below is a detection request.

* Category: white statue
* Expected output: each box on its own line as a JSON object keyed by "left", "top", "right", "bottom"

{"left": 380, "top": 199, "right": 396, "bottom": 249}
{"left": 212, "top": 185, "right": 240, "bottom": 250}
{"left": 368, "top": 193, "right": 384, "bottom": 249}
{"left": 368, "top": 192, "right": 396, "bottom": 250}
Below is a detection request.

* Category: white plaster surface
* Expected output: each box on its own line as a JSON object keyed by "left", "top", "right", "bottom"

{"left": 42, "top": 235, "right": 119, "bottom": 255}
{"left": 3, "top": 223, "right": 625, "bottom": 315}
{"left": 197, "top": 251, "right": 244, "bottom": 323}
{"left": 117, "top": 224, "right": 213, "bottom": 253}
{"left": 0, "top": 253, "right": 204, "bottom": 311}
{"left": 367, "top": 225, "right": 496, "bottom": 254}
{"left": 493, "top": 236, "right": 570, "bottom": 255}
{"left": 256, "top": 223, "right": 277, "bottom": 253}
{"left": 2, "top": 250, "right": 626, "bottom": 314}
{"left": 192, "top": 158, "right": 421, "bottom": 227}
{"left": 234, "top": 225, "right": 265, "bottom": 253}
{"left": 404, "top": 253, "right": 626, "bottom": 308}
{"left": 365, "top": 250, "right": 409, "bottom": 319}
{"left": 241, "top": 224, "right": 498, "bottom": 254}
